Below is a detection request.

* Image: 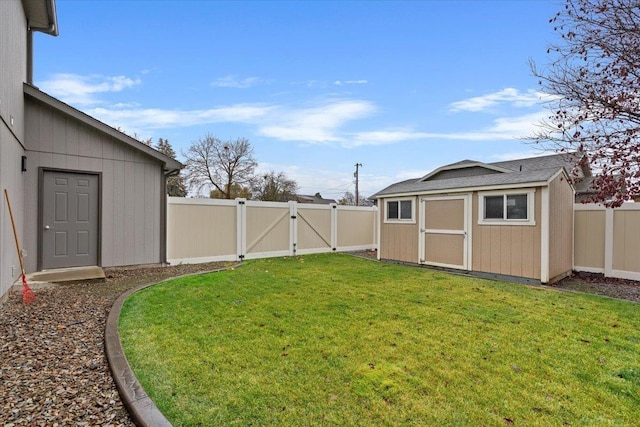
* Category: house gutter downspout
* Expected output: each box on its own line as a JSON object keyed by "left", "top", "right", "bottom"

{"left": 26, "top": 0, "right": 59, "bottom": 84}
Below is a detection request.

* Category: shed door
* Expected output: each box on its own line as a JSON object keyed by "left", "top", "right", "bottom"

{"left": 419, "top": 195, "right": 470, "bottom": 270}
{"left": 41, "top": 171, "right": 99, "bottom": 269}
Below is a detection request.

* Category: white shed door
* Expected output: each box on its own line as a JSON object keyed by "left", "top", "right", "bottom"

{"left": 419, "top": 195, "right": 470, "bottom": 270}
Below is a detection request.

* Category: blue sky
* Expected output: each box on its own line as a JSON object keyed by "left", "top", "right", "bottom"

{"left": 33, "top": 0, "right": 561, "bottom": 199}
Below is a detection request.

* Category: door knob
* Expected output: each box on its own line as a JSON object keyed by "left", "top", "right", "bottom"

{"left": 44, "top": 225, "right": 51, "bottom": 230}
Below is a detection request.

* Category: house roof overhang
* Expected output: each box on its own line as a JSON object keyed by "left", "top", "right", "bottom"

{"left": 24, "top": 84, "right": 183, "bottom": 172}
{"left": 22, "top": 0, "right": 58, "bottom": 36}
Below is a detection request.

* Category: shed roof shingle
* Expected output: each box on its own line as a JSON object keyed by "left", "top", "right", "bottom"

{"left": 372, "top": 153, "right": 585, "bottom": 198}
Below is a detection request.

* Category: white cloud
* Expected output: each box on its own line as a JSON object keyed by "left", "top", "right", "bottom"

{"left": 338, "top": 111, "right": 548, "bottom": 147}
{"left": 258, "top": 99, "right": 377, "bottom": 143}
{"left": 38, "top": 73, "right": 141, "bottom": 106}
{"left": 448, "top": 88, "right": 548, "bottom": 113}
{"left": 87, "top": 104, "right": 274, "bottom": 133}
{"left": 36, "top": 73, "right": 549, "bottom": 149}
{"left": 210, "top": 75, "right": 264, "bottom": 88}
{"left": 334, "top": 80, "right": 368, "bottom": 86}
{"left": 414, "top": 111, "right": 549, "bottom": 142}
{"left": 347, "top": 130, "right": 431, "bottom": 147}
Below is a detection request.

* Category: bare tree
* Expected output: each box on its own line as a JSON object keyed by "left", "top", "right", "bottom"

{"left": 251, "top": 171, "right": 298, "bottom": 202}
{"left": 531, "top": 0, "right": 640, "bottom": 206}
{"left": 183, "top": 135, "right": 257, "bottom": 198}
{"left": 155, "top": 138, "right": 187, "bottom": 197}
{"left": 210, "top": 184, "right": 252, "bottom": 200}
{"left": 338, "top": 191, "right": 367, "bottom": 206}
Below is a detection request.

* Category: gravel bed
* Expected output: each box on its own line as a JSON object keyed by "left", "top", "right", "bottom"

{"left": 2, "top": 254, "right": 637, "bottom": 426}
{"left": 1, "top": 262, "right": 228, "bottom": 426}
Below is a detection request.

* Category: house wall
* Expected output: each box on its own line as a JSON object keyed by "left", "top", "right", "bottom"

{"left": 379, "top": 196, "right": 419, "bottom": 263}
{"left": 547, "top": 173, "right": 574, "bottom": 281}
{"left": 471, "top": 190, "right": 542, "bottom": 280}
{"left": 23, "top": 97, "right": 165, "bottom": 272}
{"left": 0, "top": 1, "right": 28, "bottom": 299}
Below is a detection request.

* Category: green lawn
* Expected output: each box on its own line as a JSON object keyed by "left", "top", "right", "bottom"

{"left": 119, "top": 254, "right": 640, "bottom": 426}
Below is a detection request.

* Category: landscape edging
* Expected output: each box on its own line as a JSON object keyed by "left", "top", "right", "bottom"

{"left": 105, "top": 264, "right": 240, "bottom": 426}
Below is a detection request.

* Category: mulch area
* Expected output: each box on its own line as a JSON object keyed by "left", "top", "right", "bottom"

{"left": 1, "top": 254, "right": 638, "bottom": 425}
{"left": 1, "top": 262, "right": 228, "bottom": 426}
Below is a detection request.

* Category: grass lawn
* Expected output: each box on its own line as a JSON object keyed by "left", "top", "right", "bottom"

{"left": 119, "top": 254, "right": 640, "bottom": 426}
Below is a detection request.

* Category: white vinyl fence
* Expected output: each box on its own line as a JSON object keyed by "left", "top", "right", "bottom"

{"left": 167, "top": 197, "right": 378, "bottom": 264}
{"left": 574, "top": 203, "right": 640, "bottom": 281}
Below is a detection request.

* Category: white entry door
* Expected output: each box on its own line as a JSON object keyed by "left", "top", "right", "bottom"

{"left": 419, "top": 195, "right": 471, "bottom": 270}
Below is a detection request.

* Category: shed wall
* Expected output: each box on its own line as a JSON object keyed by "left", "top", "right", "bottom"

{"left": 23, "top": 98, "right": 165, "bottom": 272}
{"left": 379, "top": 196, "right": 419, "bottom": 263}
{"left": 547, "top": 173, "right": 574, "bottom": 280}
{"left": 471, "top": 190, "right": 542, "bottom": 280}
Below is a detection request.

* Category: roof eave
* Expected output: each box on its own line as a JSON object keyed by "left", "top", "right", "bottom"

{"left": 375, "top": 180, "right": 554, "bottom": 199}
{"left": 24, "top": 83, "right": 183, "bottom": 171}
{"left": 23, "top": 0, "right": 59, "bottom": 36}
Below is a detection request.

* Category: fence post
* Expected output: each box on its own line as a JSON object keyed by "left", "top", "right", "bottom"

{"left": 236, "top": 198, "right": 246, "bottom": 261}
{"left": 604, "top": 207, "right": 614, "bottom": 278}
{"left": 289, "top": 201, "right": 297, "bottom": 256}
{"left": 331, "top": 204, "right": 338, "bottom": 251}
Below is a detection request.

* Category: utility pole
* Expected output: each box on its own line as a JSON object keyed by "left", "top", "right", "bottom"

{"left": 354, "top": 163, "right": 362, "bottom": 206}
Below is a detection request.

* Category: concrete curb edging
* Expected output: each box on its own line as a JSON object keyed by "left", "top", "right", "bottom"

{"left": 105, "top": 265, "right": 241, "bottom": 426}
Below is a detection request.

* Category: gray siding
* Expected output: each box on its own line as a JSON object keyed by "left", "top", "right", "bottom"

{"left": 0, "top": 0, "right": 27, "bottom": 145}
{"left": 0, "top": 1, "right": 28, "bottom": 298}
{"left": 24, "top": 98, "right": 164, "bottom": 272}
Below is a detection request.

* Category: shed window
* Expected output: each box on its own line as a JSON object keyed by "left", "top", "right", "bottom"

{"left": 478, "top": 190, "right": 535, "bottom": 226}
{"left": 385, "top": 199, "right": 414, "bottom": 222}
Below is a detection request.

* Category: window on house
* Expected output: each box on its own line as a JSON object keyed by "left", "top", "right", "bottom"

{"left": 479, "top": 190, "right": 535, "bottom": 225}
{"left": 386, "top": 199, "right": 413, "bottom": 222}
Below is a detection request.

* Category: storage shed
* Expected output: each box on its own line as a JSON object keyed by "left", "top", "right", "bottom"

{"left": 371, "top": 153, "right": 585, "bottom": 284}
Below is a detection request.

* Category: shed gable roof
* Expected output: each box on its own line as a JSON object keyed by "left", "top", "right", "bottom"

{"left": 24, "top": 84, "right": 182, "bottom": 172}
{"left": 372, "top": 152, "right": 584, "bottom": 199}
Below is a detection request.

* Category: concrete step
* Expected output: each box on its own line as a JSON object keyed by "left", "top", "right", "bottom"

{"left": 25, "top": 266, "right": 105, "bottom": 284}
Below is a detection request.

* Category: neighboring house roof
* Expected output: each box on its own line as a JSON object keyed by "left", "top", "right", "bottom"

{"left": 24, "top": 84, "right": 183, "bottom": 172}
{"left": 294, "top": 194, "right": 337, "bottom": 205}
{"left": 372, "top": 153, "right": 587, "bottom": 199}
{"left": 22, "top": 0, "right": 58, "bottom": 35}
